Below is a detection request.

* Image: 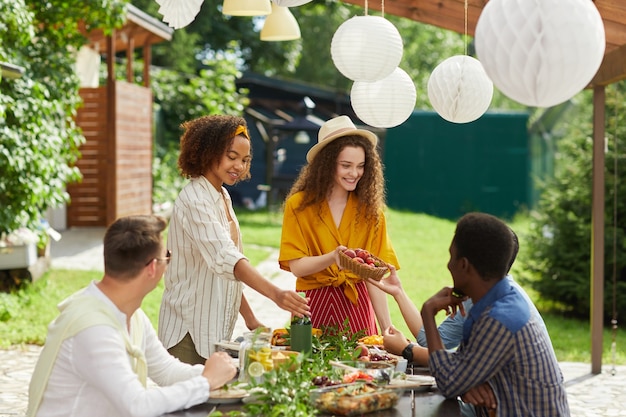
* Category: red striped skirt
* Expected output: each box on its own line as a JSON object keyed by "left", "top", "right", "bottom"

{"left": 305, "top": 281, "right": 378, "bottom": 337}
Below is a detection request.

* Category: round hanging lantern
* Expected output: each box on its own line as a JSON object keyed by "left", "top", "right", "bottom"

{"left": 427, "top": 55, "right": 493, "bottom": 124}
{"left": 331, "top": 16, "right": 403, "bottom": 82}
{"left": 475, "top": 0, "right": 605, "bottom": 108}
{"left": 157, "top": 0, "right": 204, "bottom": 29}
{"left": 272, "top": 0, "right": 312, "bottom": 6}
{"left": 351, "top": 67, "right": 416, "bottom": 128}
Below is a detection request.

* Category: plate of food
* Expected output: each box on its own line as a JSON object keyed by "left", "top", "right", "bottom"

{"left": 357, "top": 334, "right": 384, "bottom": 347}
{"left": 214, "top": 340, "right": 241, "bottom": 357}
{"left": 310, "top": 382, "right": 403, "bottom": 416}
{"left": 388, "top": 374, "right": 436, "bottom": 392}
{"left": 207, "top": 385, "right": 250, "bottom": 404}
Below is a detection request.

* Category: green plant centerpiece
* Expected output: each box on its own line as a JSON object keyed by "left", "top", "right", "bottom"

{"left": 212, "top": 320, "right": 367, "bottom": 417}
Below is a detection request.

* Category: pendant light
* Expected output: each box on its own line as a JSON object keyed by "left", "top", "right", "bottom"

{"left": 331, "top": 15, "right": 403, "bottom": 82}
{"left": 475, "top": 0, "right": 605, "bottom": 107}
{"left": 156, "top": 0, "right": 204, "bottom": 29}
{"left": 427, "top": 0, "right": 493, "bottom": 123}
{"left": 222, "top": 0, "right": 272, "bottom": 16}
{"left": 351, "top": 67, "right": 416, "bottom": 128}
{"left": 272, "top": 0, "right": 312, "bottom": 6}
{"left": 261, "top": 2, "right": 301, "bottom": 41}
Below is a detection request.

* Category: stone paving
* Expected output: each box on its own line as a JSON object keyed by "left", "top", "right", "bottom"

{"left": 1, "top": 228, "right": 625, "bottom": 416}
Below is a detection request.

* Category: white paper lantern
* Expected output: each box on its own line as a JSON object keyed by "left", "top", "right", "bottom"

{"left": 331, "top": 16, "right": 403, "bottom": 82}
{"left": 157, "top": 0, "right": 204, "bottom": 29}
{"left": 427, "top": 55, "right": 493, "bottom": 124}
{"left": 351, "top": 68, "right": 416, "bottom": 128}
{"left": 475, "top": 0, "right": 605, "bottom": 108}
{"left": 272, "top": 0, "right": 312, "bottom": 6}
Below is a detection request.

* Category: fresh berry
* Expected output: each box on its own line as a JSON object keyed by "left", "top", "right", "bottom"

{"left": 357, "top": 250, "right": 371, "bottom": 261}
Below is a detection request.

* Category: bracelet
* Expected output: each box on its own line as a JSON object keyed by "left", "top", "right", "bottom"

{"left": 402, "top": 342, "right": 415, "bottom": 362}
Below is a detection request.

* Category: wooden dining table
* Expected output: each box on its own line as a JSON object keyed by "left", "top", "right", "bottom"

{"left": 161, "top": 388, "right": 460, "bottom": 417}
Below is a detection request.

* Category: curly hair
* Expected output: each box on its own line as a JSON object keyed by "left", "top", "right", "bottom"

{"left": 286, "top": 134, "right": 386, "bottom": 224}
{"left": 453, "top": 212, "right": 514, "bottom": 281}
{"left": 178, "top": 114, "right": 252, "bottom": 182}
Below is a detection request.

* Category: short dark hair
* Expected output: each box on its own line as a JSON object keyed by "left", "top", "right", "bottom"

{"left": 507, "top": 228, "right": 519, "bottom": 273}
{"left": 453, "top": 212, "right": 513, "bottom": 281}
{"left": 103, "top": 215, "right": 167, "bottom": 280}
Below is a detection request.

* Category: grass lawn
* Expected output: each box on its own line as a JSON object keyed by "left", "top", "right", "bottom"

{"left": 1, "top": 209, "right": 624, "bottom": 365}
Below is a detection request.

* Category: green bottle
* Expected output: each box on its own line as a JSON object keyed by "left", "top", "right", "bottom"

{"left": 290, "top": 293, "right": 312, "bottom": 353}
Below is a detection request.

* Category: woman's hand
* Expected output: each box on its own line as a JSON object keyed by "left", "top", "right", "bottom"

{"left": 246, "top": 321, "right": 269, "bottom": 332}
{"left": 335, "top": 245, "right": 348, "bottom": 268}
{"left": 367, "top": 265, "right": 403, "bottom": 298}
{"left": 273, "top": 290, "right": 310, "bottom": 318}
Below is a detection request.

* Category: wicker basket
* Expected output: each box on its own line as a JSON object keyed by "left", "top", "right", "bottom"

{"left": 338, "top": 250, "right": 389, "bottom": 281}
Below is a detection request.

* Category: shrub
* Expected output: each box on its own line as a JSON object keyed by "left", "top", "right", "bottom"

{"left": 0, "top": 0, "right": 128, "bottom": 245}
{"left": 520, "top": 82, "right": 626, "bottom": 322}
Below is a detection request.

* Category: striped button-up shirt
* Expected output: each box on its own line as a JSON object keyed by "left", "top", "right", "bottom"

{"left": 158, "top": 176, "right": 246, "bottom": 358}
{"left": 429, "top": 279, "right": 570, "bottom": 416}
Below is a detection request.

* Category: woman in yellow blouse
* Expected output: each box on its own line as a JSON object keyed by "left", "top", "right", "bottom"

{"left": 279, "top": 115, "right": 399, "bottom": 336}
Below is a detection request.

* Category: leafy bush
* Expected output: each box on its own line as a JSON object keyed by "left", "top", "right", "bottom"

{"left": 0, "top": 0, "right": 128, "bottom": 245}
{"left": 520, "top": 83, "right": 626, "bottom": 322}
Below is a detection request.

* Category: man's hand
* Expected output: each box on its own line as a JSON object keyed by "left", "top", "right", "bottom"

{"left": 382, "top": 325, "right": 411, "bottom": 356}
{"left": 461, "top": 382, "right": 497, "bottom": 411}
{"left": 203, "top": 351, "right": 237, "bottom": 391}
{"left": 422, "top": 287, "right": 466, "bottom": 319}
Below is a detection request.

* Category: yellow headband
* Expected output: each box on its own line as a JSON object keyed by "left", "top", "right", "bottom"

{"left": 234, "top": 125, "right": 250, "bottom": 140}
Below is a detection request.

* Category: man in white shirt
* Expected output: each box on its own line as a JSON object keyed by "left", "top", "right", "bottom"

{"left": 27, "top": 215, "right": 236, "bottom": 417}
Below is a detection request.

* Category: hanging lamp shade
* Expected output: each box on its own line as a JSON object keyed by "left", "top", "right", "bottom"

{"left": 222, "top": 0, "right": 272, "bottom": 16}
{"left": 351, "top": 67, "right": 416, "bottom": 128}
{"left": 331, "top": 15, "right": 403, "bottom": 82}
{"left": 156, "top": 0, "right": 203, "bottom": 29}
{"left": 261, "top": 3, "right": 301, "bottom": 41}
{"left": 427, "top": 55, "right": 493, "bottom": 124}
{"left": 272, "top": 0, "right": 312, "bottom": 6}
{"left": 475, "top": 0, "right": 605, "bottom": 108}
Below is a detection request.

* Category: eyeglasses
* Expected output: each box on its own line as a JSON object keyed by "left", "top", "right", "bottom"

{"left": 145, "top": 249, "right": 172, "bottom": 266}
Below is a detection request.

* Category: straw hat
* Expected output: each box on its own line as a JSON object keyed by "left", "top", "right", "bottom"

{"left": 305, "top": 115, "right": 378, "bottom": 163}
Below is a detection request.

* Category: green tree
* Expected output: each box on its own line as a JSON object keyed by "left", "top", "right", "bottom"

{"left": 520, "top": 82, "right": 626, "bottom": 322}
{"left": 131, "top": 0, "right": 302, "bottom": 75}
{"left": 150, "top": 54, "right": 249, "bottom": 204}
{"left": 0, "top": 0, "right": 128, "bottom": 244}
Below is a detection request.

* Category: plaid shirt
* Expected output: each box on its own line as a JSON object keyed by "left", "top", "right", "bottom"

{"left": 429, "top": 279, "right": 570, "bottom": 416}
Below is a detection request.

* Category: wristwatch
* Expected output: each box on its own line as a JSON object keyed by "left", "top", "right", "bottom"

{"left": 402, "top": 343, "right": 415, "bottom": 362}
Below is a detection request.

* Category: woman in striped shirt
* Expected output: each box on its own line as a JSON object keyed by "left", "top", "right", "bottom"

{"left": 158, "top": 115, "right": 309, "bottom": 364}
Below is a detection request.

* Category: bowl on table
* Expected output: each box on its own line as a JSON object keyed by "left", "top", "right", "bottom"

{"left": 271, "top": 350, "right": 299, "bottom": 370}
{"left": 330, "top": 360, "right": 395, "bottom": 385}
{"left": 310, "top": 382, "right": 404, "bottom": 416}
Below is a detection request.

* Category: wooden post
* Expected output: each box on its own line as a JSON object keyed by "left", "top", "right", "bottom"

{"left": 106, "top": 31, "right": 118, "bottom": 226}
{"left": 126, "top": 34, "right": 134, "bottom": 83}
{"left": 143, "top": 42, "right": 151, "bottom": 87}
{"left": 591, "top": 85, "right": 605, "bottom": 374}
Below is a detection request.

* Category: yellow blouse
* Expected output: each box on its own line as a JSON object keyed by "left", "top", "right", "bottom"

{"left": 279, "top": 191, "right": 399, "bottom": 305}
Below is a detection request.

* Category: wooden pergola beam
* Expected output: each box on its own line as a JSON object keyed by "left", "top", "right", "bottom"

{"left": 590, "top": 43, "right": 626, "bottom": 87}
